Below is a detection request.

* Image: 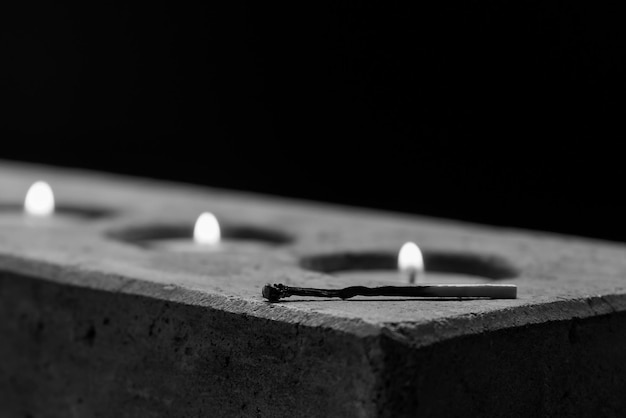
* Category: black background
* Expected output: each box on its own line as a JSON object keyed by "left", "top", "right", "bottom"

{"left": 1, "top": 1, "right": 624, "bottom": 241}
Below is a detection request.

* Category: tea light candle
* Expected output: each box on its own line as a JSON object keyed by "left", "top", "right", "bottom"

{"left": 0, "top": 180, "right": 110, "bottom": 226}
{"left": 0, "top": 181, "right": 59, "bottom": 226}
{"left": 24, "top": 181, "right": 55, "bottom": 217}
{"left": 135, "top": 212, "right": 289, "bottom": 254}
{"left": 146, "top": 212, "right": 223, "bottom": 252}
{"left": 355, "top": 242, "right": 489, "bottom": 285}
{"left": 398, "top": 241, "right": 424, "bottom": 284}
{"left": 301, "top": 242, "right": 518, "bottom": 290}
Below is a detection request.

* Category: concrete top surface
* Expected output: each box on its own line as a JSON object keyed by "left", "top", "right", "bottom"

{"left": 1, "top": 160, "right": 626, "bottom": 347}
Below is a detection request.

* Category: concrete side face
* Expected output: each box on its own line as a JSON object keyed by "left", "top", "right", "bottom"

{"left": 378, "top": 314, "right": 626, "bottom": 417}
{"left": 0, "top": 272, "right": 380, "bottom": 418}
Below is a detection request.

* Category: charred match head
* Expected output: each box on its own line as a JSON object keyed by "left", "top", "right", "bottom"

{"left": 262, "top": 283, "right": 286, "bottom": 302}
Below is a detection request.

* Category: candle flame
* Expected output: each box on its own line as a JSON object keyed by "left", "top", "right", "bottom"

{"left": 398, "top": 241, "right": 424, "bottom": 284}
{"left": 193, "top": 212, "right": 221, "bottom": 245}
{"left": 24, "top": 181, "right": 55, "bottom": 216}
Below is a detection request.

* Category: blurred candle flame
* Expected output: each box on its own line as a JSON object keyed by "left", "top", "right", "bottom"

{"left": 24, "top": 181, "right": 55, "bottom": 216}
{"left": 398, "top": 241, "right": 424, "bottom": 284}
{"left": 193, "top": 212, "right": 221, "bottom": 245}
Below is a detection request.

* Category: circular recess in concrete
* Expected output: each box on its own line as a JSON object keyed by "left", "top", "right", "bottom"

{"left": 107, "top": 223, "right": 294, "bottom": 248}
{"left": 299, "top": 250, "right": 519, "bottom": 280}
{"left": 0, "top": 204, "right": 115, "bottom": 219}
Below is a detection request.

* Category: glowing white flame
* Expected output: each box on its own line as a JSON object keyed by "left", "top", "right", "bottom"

{"left": 398, "top": 241, "right": 424, "bottom": 284}
{"left": 24, "top": 181, "right": 55, "bottom": 216}
{"left": 193, "top": 212, "right": 221, "bottom": 245}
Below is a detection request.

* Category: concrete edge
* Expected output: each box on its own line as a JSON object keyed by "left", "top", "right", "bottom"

{"left": 383, "top": 293, "right": 626, "bottom": 348}
{"left": 4, "top": 252, "right": 626, "bottom": 349}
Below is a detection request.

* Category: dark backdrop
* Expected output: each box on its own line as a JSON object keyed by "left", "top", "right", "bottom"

{"left": 1, "top": 1, "right": 625, "bottom": 241}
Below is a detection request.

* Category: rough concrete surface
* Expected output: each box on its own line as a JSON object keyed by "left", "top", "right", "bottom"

{"left": 1, "top": 160, "right": 626, "bottom": 417}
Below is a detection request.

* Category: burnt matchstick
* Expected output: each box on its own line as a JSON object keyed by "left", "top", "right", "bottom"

{"left": 262, "top": 283, "right": 517, "bottom": 302}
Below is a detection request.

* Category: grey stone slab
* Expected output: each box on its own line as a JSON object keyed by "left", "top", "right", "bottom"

{"left": 1, "top": 160, "right": 626, "bottom": 417}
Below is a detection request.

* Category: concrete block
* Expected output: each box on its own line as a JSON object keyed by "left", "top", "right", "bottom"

{"left": 1, "top": 160, "right": 626, "bottom": 417}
